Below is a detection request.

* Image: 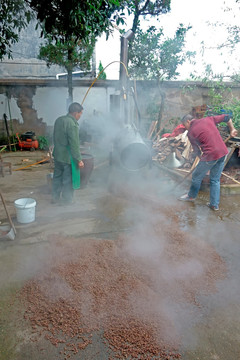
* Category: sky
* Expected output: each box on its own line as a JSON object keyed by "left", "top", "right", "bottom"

{"left": 95, "top": 0, "right": 240, "bottom": 80}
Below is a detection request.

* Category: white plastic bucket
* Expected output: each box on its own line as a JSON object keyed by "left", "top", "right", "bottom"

{"left": 14, "top": 198, "right": 36, "bottom": 224}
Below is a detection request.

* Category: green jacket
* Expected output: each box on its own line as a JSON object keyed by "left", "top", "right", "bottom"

{"left": 53, "top": 113, "right": 82, "bottom": 164}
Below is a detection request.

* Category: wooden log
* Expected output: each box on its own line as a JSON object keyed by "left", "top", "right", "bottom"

{"left": 175, "top": 148, "right": 182, "bottom": 161}
{"left": 190, "top": 156, "right": 200, "bottom": 171}
{"left": 147, "top": 121, "right": 158, "bottom": 139}
{"left": 224, "top": 146, "right": 235, "bottom": 169}
{"left": 221, "top": 172, "right": 240, "bottom": 185}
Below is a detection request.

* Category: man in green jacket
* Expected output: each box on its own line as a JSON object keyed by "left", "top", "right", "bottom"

{"left": 52, "top": 102, "right": 84, "bottom": 205}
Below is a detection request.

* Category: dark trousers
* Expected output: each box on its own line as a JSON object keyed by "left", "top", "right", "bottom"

{"left": 52, "top": 160, "right": 73, "bottom": 203}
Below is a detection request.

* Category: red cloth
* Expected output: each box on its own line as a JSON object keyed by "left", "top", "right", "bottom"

{"left": 188, "top": 115, "right": 229, "bottom": 161}
{"left": 162, "top": 124, "right": 186, "bottom": 138}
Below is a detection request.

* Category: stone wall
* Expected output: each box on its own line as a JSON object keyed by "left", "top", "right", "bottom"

{"left": 0, "top": 79, "right": 239, "bottom": 143}
{"left": 134, "top": 81, "right": 240, "bottom": 134}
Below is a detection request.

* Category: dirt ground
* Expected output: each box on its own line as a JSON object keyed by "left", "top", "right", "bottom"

{"left": 1, "top": 149, "right": 240, "bottom": 360}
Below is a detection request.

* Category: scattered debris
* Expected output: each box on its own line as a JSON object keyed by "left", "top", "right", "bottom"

{"left": 152, "top": 131, "right": 194, "bottom": 169}
{"left": 149, "top": 120, "right": 240, "bottom": 185}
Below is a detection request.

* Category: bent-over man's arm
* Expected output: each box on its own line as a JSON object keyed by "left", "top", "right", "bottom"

{"left": 227, "top": 119, "right": 238, "bottom": 137}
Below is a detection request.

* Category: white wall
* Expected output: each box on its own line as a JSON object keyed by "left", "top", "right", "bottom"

{"left": 34, "top": 85, "right": 117, "bottom": 126}
{"left": 0, "top": 84, "right": 117, "bottom": 128}
{"left": 0, "top": 95, "right": 23, "bottom": 123}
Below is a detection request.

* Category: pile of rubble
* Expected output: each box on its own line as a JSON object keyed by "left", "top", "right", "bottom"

{"left": 152, "top": 131, "right": 194, "bottom": 169}
{"left": 152, "top": 125, "right": 232, "bottom": 170}
{"left": 151, "top": 123, "right": 240, "bottom": 185}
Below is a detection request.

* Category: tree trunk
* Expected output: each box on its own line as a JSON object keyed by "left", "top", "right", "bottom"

{"left": 132, "top": 13, "right": 139, "bottom": 34}
{"left": 91, "top": 48, "right": 96, "bottom": 77}
{"left": 157, "top": 89, "right": 165, "bottom": 133}
{"left": 67, "top": 68, "right": 73, "bottom": 104}
{"left": 67, "top": 47, "right": 73, "bottom": 103}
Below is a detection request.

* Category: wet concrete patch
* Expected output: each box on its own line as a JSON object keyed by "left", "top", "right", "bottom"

{"left": 1, "top": 155, "right": 240, "bottom": 359}
{"left": 182, "top": 304, "right": 240, "bottom": 360}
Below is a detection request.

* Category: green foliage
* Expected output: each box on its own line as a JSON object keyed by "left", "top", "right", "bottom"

{"left": 191, "top": 64, "right": 240, "bottom": 130}
{"left": 38, "top": 36, "right": 95, "bottom": 72}
{"left": 0, "top": 0, "right": 34, "bottom": 60}
{"left": 206, "top": 79, "right": 240, "bottom": 129}
{"left": 37, "top": 135, "right": 49, "bottom": 150}
{"left": 181, "top": 84, "right": 197, "bottom": 94}
{"left": 1, "top": 0, "right": 125, "bottom": 63}
{"left": 98, "top": 61, "right": 107, "bottom": 80}
{"left": 230, "top": 73, "right": 240, "bottom": 83}
{"left": 120, "top": 0, "right": 171, "bottom": 33}
{"left": 0, "top": 134, "right": 17, "bottom": 148}
{"left": 1, "top": 0, "right": 172, "bottom": 65}
{"left": 29, "top": 0, "right": 123, "bottom": 42}
{"left": 35, "top": 0, "right": 123, "bottom": 102}
{"left": 128, "top": 25, "right": 195, "bottom": 81}
{"left": 224, "top": 24, "right": 240, "bottom": 49}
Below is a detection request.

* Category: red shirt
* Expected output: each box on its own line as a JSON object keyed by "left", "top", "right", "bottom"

{"left": 188, "top": 115, "right": 229, "bottom": 161}
{"left": 162, "top": 124, "right": 186, "bottom": 138}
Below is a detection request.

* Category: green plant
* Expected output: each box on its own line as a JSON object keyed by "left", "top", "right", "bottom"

{"left": 181, "top": 84, "right": 196, "bottom": 94}
{"left": 98, "top": 61, "right": 107, "bottom": 80}
{"left": 206, "top": 79, "right": 240, "bottom": 129}
{"left": 0, "top": 134, "right": 17, "bottom": 151}
{"left": 37, "top": 135, "right": 49, "bottom": 150}
{"left": 0, "top": 0, "right": 34, "bottom": 60}
{"left": 128, "top": 25, "right": 195, "bottom": 81}
{"left": 39, "top": 36, "right": 95, "bottom": 102}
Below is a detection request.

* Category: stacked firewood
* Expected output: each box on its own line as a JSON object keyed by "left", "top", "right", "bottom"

{"left": 152, "top": 131, "right": 195, "bottom": 169}
{"left": 152, "top": 124, "right": 231, "bottom": 170}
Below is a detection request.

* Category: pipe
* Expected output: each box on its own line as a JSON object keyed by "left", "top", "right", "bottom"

{"left": 13, "top": 158, "right": 49, "bottom": 171}
{"left": 81, "top": 60, "right": 129, "bottom": 105}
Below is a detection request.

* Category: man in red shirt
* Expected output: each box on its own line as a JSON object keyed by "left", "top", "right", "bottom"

{"left": 178, "top": 114, "right": 238, "bottom": 210}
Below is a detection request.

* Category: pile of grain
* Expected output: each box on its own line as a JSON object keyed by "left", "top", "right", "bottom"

{"left": 19, "top": 215, "right": 226, "bottom": 360}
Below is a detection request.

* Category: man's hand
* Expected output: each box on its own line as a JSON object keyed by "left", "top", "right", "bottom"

{"left": 230, "top": 128, "right": 238, "bottom": 137}
{"left": 227, "top": 119, "right": 238, "bottom": 138}
{"left": 78, "top": 160, "right": 84, "bottom": 168}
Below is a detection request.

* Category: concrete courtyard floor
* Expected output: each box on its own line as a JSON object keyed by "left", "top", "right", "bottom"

{"left": 0, "top": 150, "right": 240, "bottom": 360}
